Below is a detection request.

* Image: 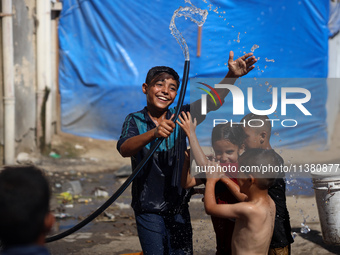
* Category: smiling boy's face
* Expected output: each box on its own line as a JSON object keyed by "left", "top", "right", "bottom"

{"left": 142, "top": 72, "right": 178, "bottom": 112}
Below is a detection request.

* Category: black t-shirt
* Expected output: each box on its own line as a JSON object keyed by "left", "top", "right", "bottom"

{"left": 268, "top": 151, "right": 294, "bottom": 248}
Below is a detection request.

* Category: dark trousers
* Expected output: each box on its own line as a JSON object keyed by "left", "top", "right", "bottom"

{"left": 135, "top": 207, "right": 193, "bottom": 255}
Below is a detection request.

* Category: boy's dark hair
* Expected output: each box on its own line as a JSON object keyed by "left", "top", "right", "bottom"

{"left": 145, "top": 66, "right": 180, "bottom": 87}
{"left": 241, "top": 113, "right": 271, "bottom": 139}
{"left": 238, "top": 149, "right": 281, "bottom": 189}
{"left": 0, "top": 165, "right": 51, "bottom": 248}
{"left": 211, "top": 123, "right": 246, "bottom": 147}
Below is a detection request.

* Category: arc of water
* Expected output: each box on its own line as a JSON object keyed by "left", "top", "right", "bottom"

{"left": 169, "top": 2, "right": 208, "bottom": 61}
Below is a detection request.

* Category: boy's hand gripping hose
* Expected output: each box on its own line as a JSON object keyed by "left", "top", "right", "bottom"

{"left": 46, "top": 60, "right": 190, "bottom": 243}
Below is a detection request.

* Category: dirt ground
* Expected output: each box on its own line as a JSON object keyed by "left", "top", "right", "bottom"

{"left": 30, "top": 114, "right": 340, "bottom": 254}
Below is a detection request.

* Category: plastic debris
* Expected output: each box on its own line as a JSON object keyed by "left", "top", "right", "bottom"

{"left": 75, "top": 144, "right": 85, "bottom": 150}
{"left": 93, "top": 187, "right": 109, "bottom": 198}
{"left": 49, "top": 151, "right": 61, "bottom": 159}
{"left": 54, "top": 213, "right": 72, "bottom": 219}
{"left": 78, "top": 198, "right": 92, "bottom": 204}
{"left": 115, "top": 202, "right": 131, "bottom": 209}
{"left": 104, "top": 211, "right": 115, "bottom": 221}
{"left": 16, "top": 152, "right": 31, "bottom": 164}
{"left": 62, "top": 180, "right": 83, "bottom": 195}
{"left": 58, "top": 192, "right": 73, "bottom": 203}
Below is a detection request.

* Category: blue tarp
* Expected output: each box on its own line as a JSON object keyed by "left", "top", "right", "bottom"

{"left": 58, "top": 0, "right": 329, "bottom": 148}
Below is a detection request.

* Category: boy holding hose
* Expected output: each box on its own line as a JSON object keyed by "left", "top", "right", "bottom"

{"left": 117, "top": 51, "right": 256, "bottom": 254}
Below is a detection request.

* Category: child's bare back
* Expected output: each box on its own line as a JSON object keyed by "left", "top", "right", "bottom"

{"left": 232, "top": 195, "right": 275, "bottom": 255}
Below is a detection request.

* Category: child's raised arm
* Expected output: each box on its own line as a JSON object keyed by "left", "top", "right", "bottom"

{"left": 205, "top": 167, "right": 247, "bottom": 220}
{"left": 177, "top": 112, "right": 209, "bottom": 167}
{"left": 204, "top": 52, "right": 257, "bottom": 108}
{"left": 219, "top": 177, "right": 248, "bottom": 202}
{"left": 177, "top": 112, "right": 205, "bottom": 188}
{"left": 181, "top": 149, "right": 200, "bottom": 188}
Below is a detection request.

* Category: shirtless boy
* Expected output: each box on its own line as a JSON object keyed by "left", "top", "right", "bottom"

{"left": 204, "top": 149, "right": 279, "bottom": 255}
{"left": 241, "top": 113, "right": 293, "bottom": 254}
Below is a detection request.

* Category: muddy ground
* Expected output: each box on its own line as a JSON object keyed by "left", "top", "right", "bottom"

{"left": 28, "top": 130, "right": 340, "bottom": 255}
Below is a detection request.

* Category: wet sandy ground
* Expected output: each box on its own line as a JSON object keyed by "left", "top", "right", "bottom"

{"left": 38, "top": 121, "right": 340, "bottom": 255}
{"left": 43, "top": 170, "right": 340, "bottom": 255}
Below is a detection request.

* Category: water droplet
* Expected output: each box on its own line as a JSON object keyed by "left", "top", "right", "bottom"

{"left": 265, "top": 57, "right": 275, "bottom": 62}
{"left": 251, "top": 44, "right": 259, "bottom": 52}
{"left": 300, "top": 223, "right": 310, "bottom": 234}
{"left": 237, "top": 32, "right": 240, "bottom": 43}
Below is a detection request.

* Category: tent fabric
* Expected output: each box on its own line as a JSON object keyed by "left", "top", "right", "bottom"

{"left": 329, "top": 0, "right": 340, "bottom": 37}
{"left": 58, "top": 0, "right": 330, "bottom": 148}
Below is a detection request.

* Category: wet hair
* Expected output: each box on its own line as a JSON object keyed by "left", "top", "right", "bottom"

{"left": 241, "top": 113, "right": 271, "bottom": 139}
{"left": 238, "top": 148, "right": 281, "bottom": 189}
{"left": 0, "top": 165, "right": 51, "bottom": 248}
{"left": 145, "top": 66, "right": 180, "bottom": 87}
{"left": 211, "top": 123, "right": 246, "bottom": 147}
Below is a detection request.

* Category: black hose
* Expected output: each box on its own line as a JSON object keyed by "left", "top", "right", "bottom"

{"left": 46, "top": 60, "right": 190, "bottom": 242}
